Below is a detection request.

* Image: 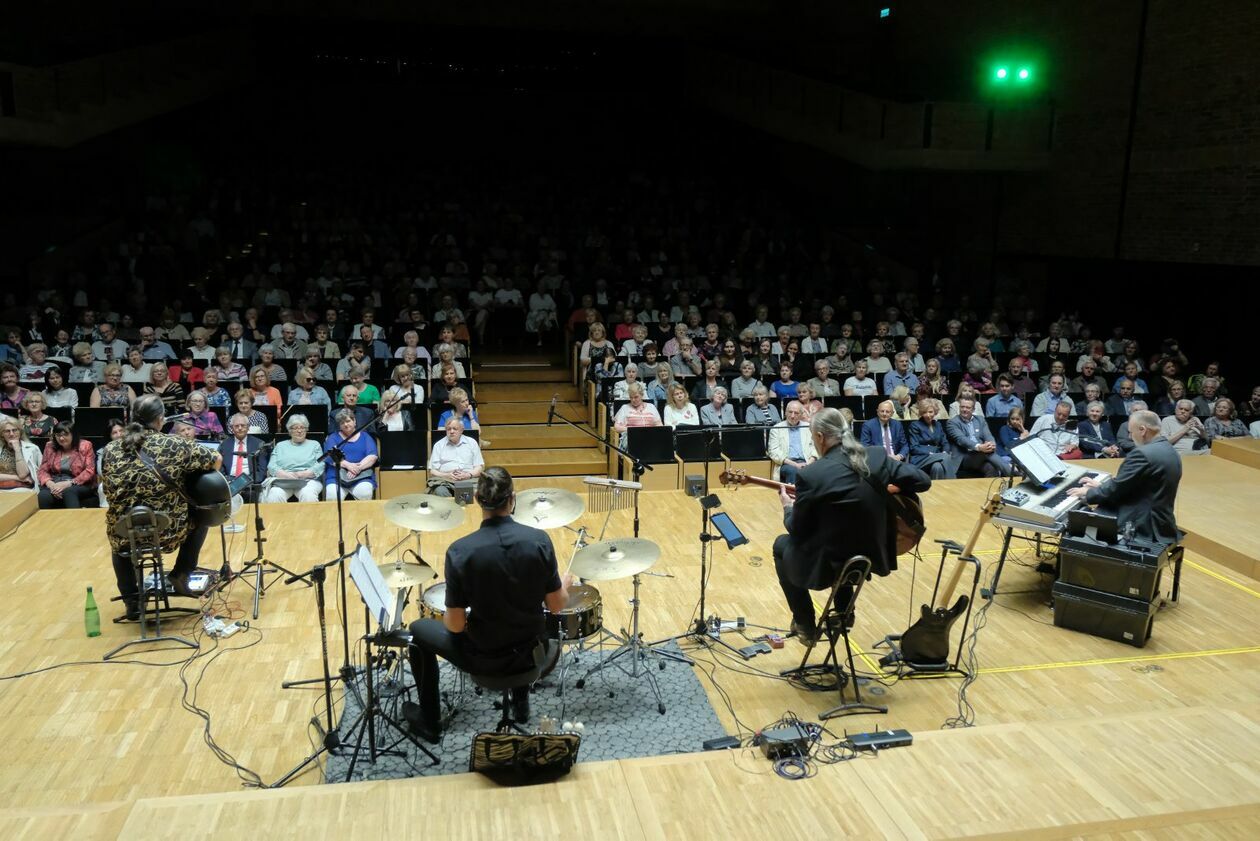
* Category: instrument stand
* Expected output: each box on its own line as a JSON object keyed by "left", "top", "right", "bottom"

{"left": 236, "top": 447, "right": 306, "bottom": 621}
{"left": 576, "top": 572, "right": 670, "bottom": 714}
{"left": 984, "top": 518, "right": 1063, "bottom": 601}
{"left": 874, "top": 540, "right": 981, "bottom": 675}
{"left": 271, "top": 558, "right": 366, "bottom": 787}
{"left": 342, "top": 616, "right": 438, "bottom": 781}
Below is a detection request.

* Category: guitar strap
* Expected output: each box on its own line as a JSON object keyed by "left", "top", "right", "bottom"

{"left": 138, "top": 443, "right": 192, "bottom": 506}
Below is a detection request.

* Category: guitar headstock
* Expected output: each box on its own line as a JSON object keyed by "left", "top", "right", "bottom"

{"left": 719, "top": 469, "right": 749, "bottom": 487}
{"left": 981, "top": 491, "right": 1003, "bottom": 516}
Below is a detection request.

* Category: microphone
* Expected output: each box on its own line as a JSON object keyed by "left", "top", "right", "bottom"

{"left": 164, "top": 412, "right": 192, "bottom": 423}
{"left": 547, "top": 394, "right": 558, "bottom": 427}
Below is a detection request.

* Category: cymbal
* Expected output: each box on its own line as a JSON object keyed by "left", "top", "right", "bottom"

{"left": 384, "top": 494, "right": 464, "bottom": 532}
{"left": 514, "top": 487, "right": 585, "bottom": 530}
{"left": 377, "top": 561, "right": 438, "bottom": 589}
{"left": 570, "top": 538, "right": 660, "bottom": 581}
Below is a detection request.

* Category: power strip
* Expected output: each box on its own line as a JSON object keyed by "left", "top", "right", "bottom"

{"left": 846, "top": 728, "right": 913, "bottom": 751}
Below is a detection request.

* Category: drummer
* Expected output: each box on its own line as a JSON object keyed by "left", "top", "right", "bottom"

{"left": 404, "top": 466, "right": 571, "bottom": 741}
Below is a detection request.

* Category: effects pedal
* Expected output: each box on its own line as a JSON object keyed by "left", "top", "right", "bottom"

{"left": 846, "top": 728, "right": 913, "bottom": 751}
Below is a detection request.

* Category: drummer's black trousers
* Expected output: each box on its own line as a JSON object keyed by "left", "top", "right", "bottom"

{"left": 407, "top": 619, "right": 530, "bottom": 725}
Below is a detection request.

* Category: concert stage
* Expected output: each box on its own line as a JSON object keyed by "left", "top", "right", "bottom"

{"left": 2, "top": 451, "right": 1259, "bottom": 839}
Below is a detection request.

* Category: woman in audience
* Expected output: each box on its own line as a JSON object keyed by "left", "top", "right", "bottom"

{"left": 843, "top": 359, "right": 877, "bottom": 397}
{"left": 1076, "top": 383, "right": 1104, "bottom": 417}
{"left": 634, "top": 343, "right": 662, "bottom": 381}
{"left": 908, "top": 400, "right": 955, "bottom": 479}
{"left": 310, "top": 324, "right": 340, "bottom": 359}
{"left": 213, "top": 346, "right": 248, "bottom": 382}
{"left": 612, "top": 364, "right": 641, "bottom": 400}
{"left": 646, "top": 363, "right": 674, "bottom": 402}
{"left": 436, "top": 387, "right": 480, "bottom": 431}
{"left": 796, "top": 382, "right": 823, "bottom": 422}
{"left": 36, "top": 422, "right": 96, "bottom": 509}
{"left": 301, "top": 348, "right": 335, "bottom": 382}
{"left": 432, "top": 343, "right": 467, "bottom": 379}
{"left": 68, "top": 342, "right": 101, "bottom": 383}
{"left": 934, "top": 338, "right": 961, "bottom": 374}
{"left": 771, "top": 362, "right": 799, "bottom": 401}
{"left": 827, "top": 340, "right": 856, "bottom": 376}
{"left": 22, "top": 392, "right": 54, "bottom": 439}
{"left": 246, "top": 364, "right": 282, "bottom": 425}
{"left": 1038, "top": 360, "right": 1068, "bottom": 392}
{"left": 41, "top": 368, "right": 78, "bottom": 409}
{"left": 908, "top": 382, "right": 949, "bottom": 421}
{"left": 753, "top": 338, "right": 777, "bottom": 376}
{"left": 171, "top": 349, "right": 206, "bottom": 391}
{"left": 1076, "top": 340, "right": 1115, "bottom": 373}
{"left": 744, "top": 383, "right": 782, "bottom": 425}
{"left": 949, "top": 382, "right": 978, "bottom": 418}
{"left": 342, "top": 365, "right": 380, "bottom": 406}
{"left": 0, "top": 416, "right": 41, "bottom": 492}
{"left": 261, "top": 414, "right": 324, "bottom": 503}
{"left": 613, "top": 382, "right": 663, "bottom": 432}
{"left": 96, "top": 418, "right": 125, "bottom": 506}
{"left": 1078, "top": 401, "right": 1121, "bottom": 458}
{"left": 730, "top": 359, "right": 760, "bottom": 400}
{"left": 593, "top": 346, "right": 624, "bottom": 396}
{"left": 323, "top": 408, "right": 378, "bottom": 502}
{"left": 977, "top": 322, "right": 1005, "bottom": 354}
{"left": 144, "top": 362, "right": 185, "bottom": 413}
{"left": 384, "top": 364, "right": 424, "bottom": 409}
{"left": 378, "top": 397, "right": 414, "bottom": 432}
{"left": 1188, "top": 361, "right": 1225, "bottom": 397}
{"left": 120, "top": 346, "right": 151, "bottom": 384}
{"left": 997, "top": 405, "right": 1030, "bottom": 462}
{"left": 1154, "top": 380, "right": 1187, "bottom": 416}
{"left": 778, "top": 338, "right": 803, "bottom": 378}
{"left": 199, "top": 367, "right": 232, "bottom": 408}
{"left": 89, "top": 363, "right": 135, "bottom": 408}
{"left": 234, "top": 389, "right": 270, "bottom": 434}
{"left": 1205, "top": 398, "right": 1249, "bottom": 441}
{"left": 663, "top": 382, "right": 699, "bottom": 428}
{"left": 967, "top": 338, "right": 1000, "bottom": 374}
{"left": 428, "top": 364, "right": 461, "bottom": 406}
{"left": 48, "top": 330, "right": 73, "bottom": 361}
{"left": 525, "top": 280, "right": 559, "bottom": 347}
{"left": 257, "top": 345, "right": 287, "bottom": 383}
{"left": 715, "top": 340, "right": 742, "bottom": 379}
{"left": 189, "top": 327, "right": 216, "bottom": 361}
{"left": 962, "top": 359, "right": 995, "bottom": 394}
{"left": 690, "top": 359, "right": 725, "bottom": 404}
{"left": 1010, "top": 340, "right": 1038, "bottom": 373}
{"left": 288, "top": 368, "right": 332, "bottom": 406}
{"left": 922, "top": 357, "right": 950, "bottom": 398}
{"left": 183, "top": 390, "right": 223, "bottom": 439}
{"left": 889, "top": 385, "right": 915, "bottom": 421}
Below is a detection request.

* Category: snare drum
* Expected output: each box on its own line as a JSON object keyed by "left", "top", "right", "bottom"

{"left": 420, "top": 582, "right": 447, "bottom": 620}
{"left": 545, "top": 584, "right": 603, "bottom": 641}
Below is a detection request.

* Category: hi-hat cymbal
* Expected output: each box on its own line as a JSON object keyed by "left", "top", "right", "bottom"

{"left": 514, "top": 487, "right": 585, "bottom": 530}
{"left": 569, "top": 538, "right": 660, "bottom": 581}
{"left": 377, "top": 560, "right": 438, "bottom": 589}
{"left": 384, "top": 494, "right": 464, "bottom": 532}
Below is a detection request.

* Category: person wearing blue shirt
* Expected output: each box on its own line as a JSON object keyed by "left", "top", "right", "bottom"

{"left": 436, "top": 387, "right": 481, "bottom": 431}
{"left": 985, "top": 375, "right": 1023, "bottom": 417}
{"left": 882, "top": 353, "right": 920, "bottom": 395}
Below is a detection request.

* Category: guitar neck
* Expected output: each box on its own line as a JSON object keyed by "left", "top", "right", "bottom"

{"left": 936, "top": 493, "right": 1000, "bottom": 608}
{"left": 737, "top": 475, "right": 796, "bottom": 494}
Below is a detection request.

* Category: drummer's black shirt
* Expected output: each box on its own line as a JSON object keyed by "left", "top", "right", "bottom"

{"left": 444, "top": 515, "right": 562, "bottom": 658}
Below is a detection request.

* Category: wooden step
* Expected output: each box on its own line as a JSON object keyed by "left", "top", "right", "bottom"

{"left": 474, "top": 367, "right": 570, "bottom": 383}
{"left": 476, "top": 383, "right": 580, "bottom": 403}
{"left": 477, "top": 400, "right": 584, "bottom": 426}
{"left": 480, "top": 424, "right": 595, "bottom": 450}
{"left": 487, "top": 448, "right": 607, "bottom": 477}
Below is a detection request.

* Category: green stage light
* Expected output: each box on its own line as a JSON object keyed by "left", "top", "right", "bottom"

{"left": 995, "top": 67, "right": 1008, "bottom": 80}
{"left": 1018, "top": 68, "right": 1030, "bottom": 80}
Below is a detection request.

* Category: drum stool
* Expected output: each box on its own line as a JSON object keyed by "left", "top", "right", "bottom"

{"left": 470, "top": 640, "right": 560, "bottom": 734}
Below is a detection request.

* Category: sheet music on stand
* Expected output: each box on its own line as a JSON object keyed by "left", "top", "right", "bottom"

{"left": 348, "top": 544, "right": 398, "bottom": 630}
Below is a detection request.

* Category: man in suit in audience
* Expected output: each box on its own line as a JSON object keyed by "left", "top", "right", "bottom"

{"left": 1115, "top": 400, "right": 1147, "bottom": 455}
{"left": 219, "top": 413, "right": 269, "bottom": 502}
{"left": 1068, "top": 409, "right": 1182, "bottom": 543}
{"left": 223, "top": 322, "right": 259, "bottom": 364}
{"left": 946, "top": 396, "right": 1011, "bottom": 476}
{"left": 1105, "top": 378, "right": 1139, "bottom": 417}
{"left": 860, "top": 400, "right": 909, "bottom": 461}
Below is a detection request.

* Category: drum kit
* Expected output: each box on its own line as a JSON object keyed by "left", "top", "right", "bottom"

{"left": 377, "top": 486, "right": 682, "bottom": 714}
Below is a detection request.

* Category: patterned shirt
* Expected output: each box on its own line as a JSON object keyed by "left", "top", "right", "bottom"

{"left": 102, "top": 432, "right": 219, "bottom": 553}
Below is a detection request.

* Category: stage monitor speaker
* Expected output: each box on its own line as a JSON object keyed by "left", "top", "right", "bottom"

{"left": 453, "top": 480, "right": 477, "bottom": 505}
{"left": 685, "top": 474, "right": 704, "bottom": 497}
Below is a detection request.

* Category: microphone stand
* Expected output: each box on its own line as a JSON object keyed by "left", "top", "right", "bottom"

{"left": 282, "top": 393, "right": 405, "bottom": 691}
{"left": 238, "top": 440, "right": 305, "bottom": 620}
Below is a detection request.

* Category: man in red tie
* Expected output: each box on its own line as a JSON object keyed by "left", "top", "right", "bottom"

{"left": 218, "top": 413, "right": 268, "bottom": 502}
{"left": 859, "top": 400, "right": 909, "bottom": 462}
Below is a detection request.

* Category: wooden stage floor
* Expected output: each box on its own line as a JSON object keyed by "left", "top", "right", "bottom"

{"left": 2, "top": 451, "right": 1259, "bottom": 839}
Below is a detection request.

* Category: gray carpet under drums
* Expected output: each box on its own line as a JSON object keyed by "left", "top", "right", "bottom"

{"left": 323, "top": 639, "right": 724, "bottom": 783}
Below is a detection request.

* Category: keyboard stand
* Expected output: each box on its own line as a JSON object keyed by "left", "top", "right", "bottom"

{"left": 983, "top": 515, "right": 1066, "bottom": 600}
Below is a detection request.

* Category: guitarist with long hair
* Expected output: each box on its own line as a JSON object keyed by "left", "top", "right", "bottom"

{"left": 774, "top": 408, "right": 931, "bottom": 644}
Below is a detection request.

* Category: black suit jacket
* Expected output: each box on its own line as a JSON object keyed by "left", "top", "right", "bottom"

{"left": 219, "top": 435, "right": 269, "bottom": 485}
{"left": 1085, "top": 436, "right": 1180, "bottom": 542}
{"left": 781, "top": 446, "right": 931, "bottom": 590}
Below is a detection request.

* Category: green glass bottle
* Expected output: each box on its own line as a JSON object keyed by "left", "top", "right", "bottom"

{"left": 85, "top": 586, "right": 101, "bottom": 638}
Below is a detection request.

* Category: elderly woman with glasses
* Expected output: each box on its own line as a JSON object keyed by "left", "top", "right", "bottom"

{"left": 324, "top": 408, "right": 378, "bottom": 501}
{"left": 261, "top": 414, "right": 324, "bottom": 503}
{"left": 36, "top": 422, "right": 97, "bottom": 509}
{"left": 0, "top": 415, "right": 42, "bottom": 492}
{"left": 184, "top": 390, "right": 224, "bottom": 439}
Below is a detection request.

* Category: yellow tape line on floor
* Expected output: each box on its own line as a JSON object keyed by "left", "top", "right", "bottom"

{"left": 976, "top": 645, "right": 1260, "bottom": 674}
{"left": 1184, "top": 559, "right": 1260, "bottom": 599}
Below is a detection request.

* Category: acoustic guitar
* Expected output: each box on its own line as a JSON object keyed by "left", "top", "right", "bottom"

{"left": 718, "top": 469, "right": 926, "bottom": 556}
{"left": 894, "top": 491, "right": 1001, "bottom": 666}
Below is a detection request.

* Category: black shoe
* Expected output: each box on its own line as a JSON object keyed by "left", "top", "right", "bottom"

{"left": 167, "top": 572, "right": 197, "bottom": 599}
{"left": 791, "top": 621, "right": 821, "bottom": 647}
{"left": 401, "top": 701, "right": 442, "bottom": 744}
{"left": 123, "top": 603, "right": 141, "bottom": 621}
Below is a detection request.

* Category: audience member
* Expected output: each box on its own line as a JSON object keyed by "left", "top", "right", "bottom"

{"left": 767, "top": 401, "right": 816, "bottom": 482}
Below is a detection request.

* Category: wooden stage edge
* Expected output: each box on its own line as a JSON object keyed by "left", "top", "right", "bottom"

{"left": 0, "top": 491, "right": 37, "bottom": 539}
